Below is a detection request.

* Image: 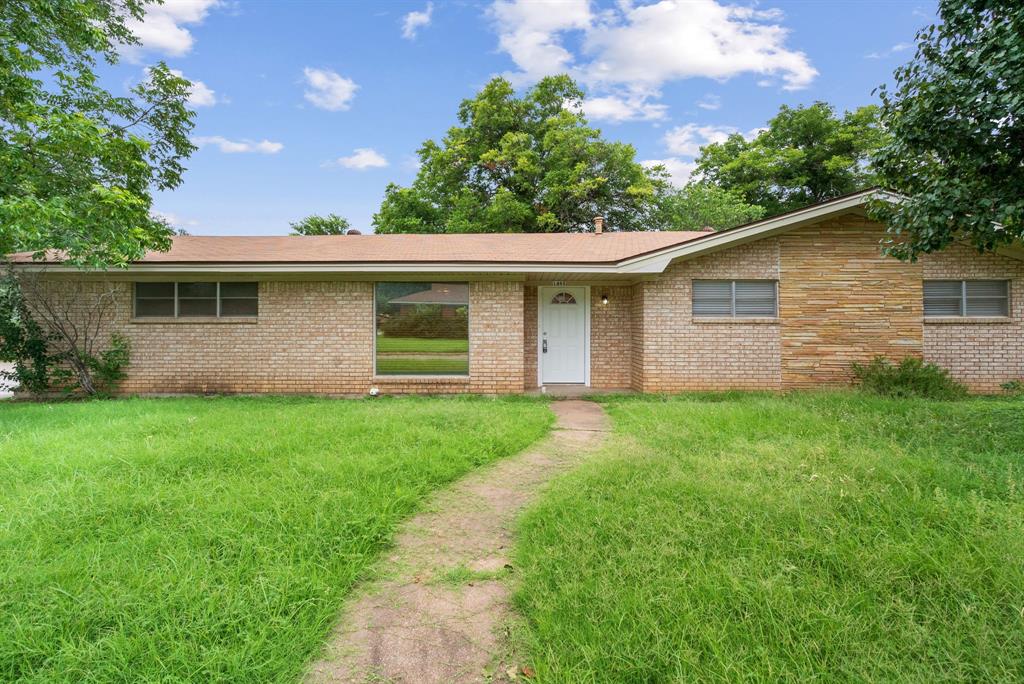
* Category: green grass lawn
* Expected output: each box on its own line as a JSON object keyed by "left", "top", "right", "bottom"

{"left": 0, "top": 396, "right": 551, "bottom": 683}
{"left": 375, "top": 336, "right": 469, "bottom": 353}
{"left": 375, "top": 357, "right": 469, "bottom": 375}
{"left": 513, "top": 392, "right": 1024, "bottom": 682}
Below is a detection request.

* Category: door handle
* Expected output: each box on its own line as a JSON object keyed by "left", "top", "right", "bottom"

{"left": 542, "top": 339, "right": 548, "bottom": 354}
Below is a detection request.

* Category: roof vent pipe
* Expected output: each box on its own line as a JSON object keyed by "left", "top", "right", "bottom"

{"left": 594, "top": 216, "right": 604, "bottom": 234}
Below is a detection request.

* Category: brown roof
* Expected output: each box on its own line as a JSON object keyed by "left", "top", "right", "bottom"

{"left": 10, "top": 231, "right": 710, "bottom": 265}
{"left": 390, "top": 283, "right": 469, "bottom": 304}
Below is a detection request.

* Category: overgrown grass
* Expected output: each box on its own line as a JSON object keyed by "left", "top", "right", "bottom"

{"left": 375, "top": 357, "right": 469, "bottom": 374}
{"left": 0, "top": 395, "right": 551, "bottom": 682}
{"left": 375, "top": 336, "right": 468, "bottom": 353}
{"left": 513, "top": 392, "right": 1024, "bottom": 682}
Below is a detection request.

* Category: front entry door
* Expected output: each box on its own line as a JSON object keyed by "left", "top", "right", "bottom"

{"left": 540, "top": 286, "right": 587, "bottom": 384}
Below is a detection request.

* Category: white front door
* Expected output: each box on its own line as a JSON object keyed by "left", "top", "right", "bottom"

{"left": 540, "top": 286, "right": 588, "bottom": 384}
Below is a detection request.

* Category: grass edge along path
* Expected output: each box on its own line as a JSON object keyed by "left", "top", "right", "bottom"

{"left": 0, "top": 395, "right": 552, "bottom": 683}
{"left": 511, "top": 392, "right": 1024, "bottom": 682}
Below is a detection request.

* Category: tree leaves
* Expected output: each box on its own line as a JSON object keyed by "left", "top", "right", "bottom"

{"left": 694, "top": 102, "right": 888, "bottom": 217}
{"left": 871, "top": 0, "right": 1024, "bottom": 259}
{"left": 0, "top": 0, "right": 196, "bottom": 267}
{"left": 372, "top": 75, "right": 670, "bottom": 233}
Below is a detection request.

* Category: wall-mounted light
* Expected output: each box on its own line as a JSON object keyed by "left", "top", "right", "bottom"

{"left": 600, "top": 293, "right": 609, "bottom": 305}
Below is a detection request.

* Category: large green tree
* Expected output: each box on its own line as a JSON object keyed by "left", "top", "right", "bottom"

{"left": 870, "top": 0, "right": 1023, "bottom": 259}
{"left": 290, "top": 213, "right": 352, "bottom": 235}
{"left": 0, "top": 0, "right": 196, "bottom": 267}
{"left": 695, "top": 102, "right": 888, "bottom": 217}
{"left": 373, "top": 76, "right": 670, "bottom": 233}
{"left": 654, "top": 183, "right": 765, "bottom": 231}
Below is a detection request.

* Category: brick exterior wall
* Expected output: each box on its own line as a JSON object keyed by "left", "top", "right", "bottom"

{"left": 920, "top": 244, "right": 1024, "bottom": 392}
{"left": 25, "top": 215, "right": 1023, "bottom": 396}
{"left": 466, "top": 281, "right": 524, "bottom": 394}
{"left": 779, "top": 217, "right": 924, "bottom": 389}
{"left": 35, "top": 279, "right": 524, "bottom": 396}
{"left": 631, "top": 239, "right": 782, "bottom": 392}
{"left": 523, "top": 285, "right": 538, "bottom": 390}
{"left": 590, "top": 285, "right": 634, "bottom": 389}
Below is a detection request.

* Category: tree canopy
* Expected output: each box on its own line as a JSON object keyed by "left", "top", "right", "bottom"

{"left": 654, "top": 184, "right": 766, "bottom": 232}
{"left": 373, "top": 76, "right": 672, "bottom": 233}
{"left": 290, "top": 213, "right": 352, "bottom": 235}
{"left": 0, "top": 0, "right": 196, "bottom": 267}
{"left": 695, "top": 102, "right": 888, "bottom": 217}
{"left": 870, "top": 0, "right": 1024, "bottom": 259}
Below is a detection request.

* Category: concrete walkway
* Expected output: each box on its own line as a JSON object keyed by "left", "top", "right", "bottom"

{"left": 305, "top": 400, "right": 610, "bottom": 684}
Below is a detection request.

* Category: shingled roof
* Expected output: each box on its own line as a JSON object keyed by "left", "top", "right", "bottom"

{"left": 10, "top": 231, "right": 710, "bottom": 265}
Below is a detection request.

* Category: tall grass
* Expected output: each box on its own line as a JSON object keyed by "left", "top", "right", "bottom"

{"left": 0, "top": 395, "right": 551, "bottom": 682}
{"left": 513, "top": 392, "right": 1024, "bottom": 682}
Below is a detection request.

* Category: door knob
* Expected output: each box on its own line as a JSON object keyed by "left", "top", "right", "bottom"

{"left": 542, "top": 339, "right": 548, "bottom": 353}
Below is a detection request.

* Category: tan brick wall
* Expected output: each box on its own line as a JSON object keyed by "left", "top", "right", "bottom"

{"left": 467, "top": 281, "right": 524, "bottom": 393}
{"left": 33, "top": 279, "right": 524, "bottom": 395}
{"left": 635, "top": 239, "right": 782, "bottom": 392}
{"left": 523, "top": 285, "right": 538, "bottom": 389}
{"left": 920, "top": 244, "right": 1024, "bottom": 392}
{"left": 630, "top": 283, "right": 645, "bottom": 390}
{"left": 779, "top": 217, "right": 923, "bottom": 389}
{"left": 25, "top": 219, "right": 1022, "bottom": 396}
{"left": 590, "top": 285, "right": 634, "bottom": 389}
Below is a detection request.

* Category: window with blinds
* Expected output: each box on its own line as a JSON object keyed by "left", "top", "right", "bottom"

{"left": 923, "top": 280, "right": 1009, "bottom": 317}
{"left": 693, "top": 280, "right": 777, "bottom": 318}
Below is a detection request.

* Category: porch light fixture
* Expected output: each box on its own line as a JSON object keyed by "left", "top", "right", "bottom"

{"left": 601, "top": 293, "right": 609, "bottom": 305}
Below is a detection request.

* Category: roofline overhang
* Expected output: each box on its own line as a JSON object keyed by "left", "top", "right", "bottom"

{"left": 36, "top": 190, "right": 1022, "bottom": 277}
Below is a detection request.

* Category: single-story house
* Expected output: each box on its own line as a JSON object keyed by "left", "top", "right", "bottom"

{"left": 10, "top": 190, "right": 1024, "bottom": 395}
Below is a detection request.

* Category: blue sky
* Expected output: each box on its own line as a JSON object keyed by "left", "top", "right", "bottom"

{"left": 106, "top": 0, "right": 937, "bottom": 235}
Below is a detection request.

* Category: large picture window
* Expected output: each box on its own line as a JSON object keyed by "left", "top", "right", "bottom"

{"left": 375, "top": 283, "right": 469, "bottom": 375}
{"left": 693, "top": 280, "right": 778, "bottom": 317}
{"left": 134, "top": 282, "right": 258, "bottom": 318}
{"left": 924, "top": 280, "right": 1009, "bottom": 317}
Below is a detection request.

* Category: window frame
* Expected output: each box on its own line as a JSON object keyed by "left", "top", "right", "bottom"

{"left": 133, "top": 282, "right": 259, "bottom": 319}
{"left": 692, "top": 279, "right": 778, "bottom": 318}
{"left": 923, "top": 279, "right": 1010, "bottom": 318}
{"left": 373, "top": 281, "right": 471, "bottom": 377}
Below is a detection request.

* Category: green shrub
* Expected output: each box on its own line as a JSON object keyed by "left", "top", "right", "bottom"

{"left": 1001, "top": 380, "right": 1024, "bottom": 396}
{"left": 852, "top": 356, "right": 967, "bottom": 399}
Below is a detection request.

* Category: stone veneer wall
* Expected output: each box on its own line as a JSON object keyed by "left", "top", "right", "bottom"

{"left": 920, "top": 244, "right": 1024, "bottom": 392}
{"left": 633, "top": 238, "right": 782, "bottom": 392}
{"left": 778, "top": 217, "right": 924, "bottom": 389}
{"left": 45, "top": 279, "right": 524, "bottom": 395}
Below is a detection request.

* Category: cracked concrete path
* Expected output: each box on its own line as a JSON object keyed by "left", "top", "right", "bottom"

{"left": 305, "top": 400, "right": 610, "bottom": 684}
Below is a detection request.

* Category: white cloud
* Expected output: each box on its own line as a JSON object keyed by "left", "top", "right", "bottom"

{"left": 153, "top": 210, "right": 199, "bottom": 228}
{"left": 865, "top": 42, "right": 912, "bottom": 59}
{"left": 192, "top": 136, "right": 283, "bottom": 154}
{"left": 303, "top": 67, "right": 358, "bottom": 111}
{"left": 696, "top": 94, "right": 721, "bottom": 110}
{"left": 402, "top": 2, "right": 434, "bottom": 39}
{"left": 167, "top": 69, "right": 217, "bottom": 107}
{"left": 489, "top": 0, "right": 816, "bottom": 113}
{"left": 583, "top": 94, "right": 667, "bottom": 122}
{"left": 488, "top": 0, "right": 592, "bottom": 82}
{"left": 663, "top": 124, "right": 737, "bottom": 156}
{"left": 124, "top": 0, "right": 220, "bottom": 60}
{"left": 642, "top": 158, "right": 697, "bottom": 186}
{"left": 328, "top": 148, "right": 389, "bottom": 170}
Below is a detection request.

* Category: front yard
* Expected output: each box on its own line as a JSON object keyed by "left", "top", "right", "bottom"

{"left": 513, "top": 393, "right": 1024, "bottom": 681}
{"left": 0, "top": 396, "right": 552, "bottom": 682}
